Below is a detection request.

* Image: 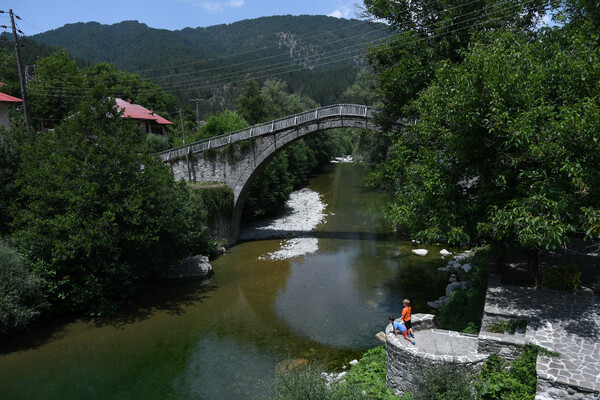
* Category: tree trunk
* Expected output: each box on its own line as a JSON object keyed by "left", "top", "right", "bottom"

{"left": 529, "top": 248, "right": 541, "bottom": 287}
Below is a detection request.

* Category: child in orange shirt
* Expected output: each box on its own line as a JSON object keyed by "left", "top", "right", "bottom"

{"left": 402, "top": 299, "right": 414, "bottom": 338}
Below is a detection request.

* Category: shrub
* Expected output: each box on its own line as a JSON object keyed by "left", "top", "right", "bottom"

{"left": 145, "top": 133, "right": 170, "bottom": 153}
{"left": 476, "top": 344, "right": 556, "bottom": 400}
{"left": 542, "top": 264, "right": 581, "bottom": 292}
{"left": 487, "top": 319, "right": 527, "bottom": 334}
{"left": 343, "top": 346, "right": 397, "bottom": 400}
{"left": 412, "top": 363, "right": 474, "bottom": 400}
{"left": 0, "top": 240, "right": 46, "bottom": 333}
{"left": 262, "top": 362, "right": 365, "bottom": 400}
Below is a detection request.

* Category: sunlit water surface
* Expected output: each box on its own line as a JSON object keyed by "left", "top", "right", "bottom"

{"left": 0, "top": 163, "right": 452, "bottom": 400}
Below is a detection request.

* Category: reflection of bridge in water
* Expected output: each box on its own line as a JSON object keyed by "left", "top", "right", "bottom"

{"left": 157, "top": 104, "right": 381, "bottom": 241}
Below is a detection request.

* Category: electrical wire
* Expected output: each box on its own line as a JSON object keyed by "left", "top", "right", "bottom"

{"left": 34, "top": 0, "right": 544, "bottom": 88}
{"left": 28, "top": 0, "right": 547, "bottom": 99}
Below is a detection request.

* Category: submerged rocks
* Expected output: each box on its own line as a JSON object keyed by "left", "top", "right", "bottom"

{"left": 161, "top": 255, "right": 213, "bottom": 280}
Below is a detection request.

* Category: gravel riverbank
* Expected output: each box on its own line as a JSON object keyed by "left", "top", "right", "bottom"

{"left": 238, "top": 188, "right": 327, "bottom": 260}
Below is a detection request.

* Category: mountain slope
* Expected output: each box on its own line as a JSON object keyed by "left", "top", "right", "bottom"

{"left": 31, "top": 15, "right": 391, "bottom": 106}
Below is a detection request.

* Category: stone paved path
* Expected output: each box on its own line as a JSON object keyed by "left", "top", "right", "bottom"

{"left": 387, "top": 327, "right": 484, "bottom": 361}
{"left": 484, "top": 270, "right": 600, "bottom": 399}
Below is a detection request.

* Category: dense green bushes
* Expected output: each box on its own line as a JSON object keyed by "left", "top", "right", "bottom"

{"left": 542, "top": 264, "right": 581, "bottom": 293}
{"left": 342, "top": 346, "right": 397, "bottom": 400}
{"left": 474, "top": 344, "right": 557, "bottom": 400}
{"left": 263, "top": 362, "right": 365, "bottom": 400}
{"left": 11, "top": 92, "right": 213, "bottom": 316}
{"left": 0, "top": 240, "right": 46, "bottom": 334}
{"left": 412, "top": 364, "right": 473, "bottom": 400}
{"left": 263, "top": 346, "right": 395, "bottom": 400}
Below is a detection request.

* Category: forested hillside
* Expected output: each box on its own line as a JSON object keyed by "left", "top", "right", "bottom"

{"left": 28, "top": 16, "right": 391, "bottom": 108}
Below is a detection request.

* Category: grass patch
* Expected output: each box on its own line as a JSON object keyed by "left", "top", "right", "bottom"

{"left": 487, "top": 319, "right": 528, "bottom": 334}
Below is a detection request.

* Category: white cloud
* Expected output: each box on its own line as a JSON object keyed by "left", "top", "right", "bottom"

{"left": 201, "top": 2, "right": 223, "bottom": 14}
{"left": 328, "top": 4, "right": 352, "bottom": 19}
{"left": 227, "top": 0, "right": 244, "bottom": 7}
{"left": 198, "top": 0, "right": 244, "bottom": 14}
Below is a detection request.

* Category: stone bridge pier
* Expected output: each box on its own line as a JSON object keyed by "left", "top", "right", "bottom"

{"left": 157, "top": 104, "right": 380, "bottom": 244}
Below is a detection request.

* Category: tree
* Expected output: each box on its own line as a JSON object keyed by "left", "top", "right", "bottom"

{"left": 0, "top": 240, "right": 46, "bottom": 334}
{"left": 193, "top": 109, "right": 248, "bottom": 143}
{"left": 27, "top": 47, "right": 84, "bottom": 130}
{"left": 235, "top": 79, "right": 267, "bottom": 125}
{"left": 12, "top": 89, "right": 211, "bottom": 314}
{"left": 83, "top": 62, "right": 177, "bottom": 115}
{"left": 363, "top": 0, "right": 551, "bottom": 131}
{"left": 378, "top": 23, "right": 600, "bottom": 283}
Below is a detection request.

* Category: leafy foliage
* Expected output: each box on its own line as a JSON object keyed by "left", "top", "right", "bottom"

{"left": 343, "top": 346, "right": 397, "bottom": 399}
{"left": 235, "top": 79, "right": 351, "bottom": 221}
{"left": 412, "top": 363, "right": 474, "bottom": 400}
{"left": 0, "top": 122, "right": 26, "bottom": 235}
{"left": 0, "top": 240, "right": 46, "bottom": 333}
{"left": 487, "top": 319, "right": 528, "bottom": 334}
{"left": 475, "top": 344, "right": 550, "bottom": 400}
{"left": 262, "top": 362, "right": 365, "bottom": 400}
{"left": 541, "top": 264, "right": 581, "bottom": 292}
{"left": 12, "top": 90, "right": 211, "bottom": 315}
{"left": 367, "top": 20, "right": 600, "bottom": 265}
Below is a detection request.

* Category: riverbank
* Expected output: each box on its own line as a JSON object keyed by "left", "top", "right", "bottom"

{"left": 238, "top": 187, "right": 327, "bottom": 260}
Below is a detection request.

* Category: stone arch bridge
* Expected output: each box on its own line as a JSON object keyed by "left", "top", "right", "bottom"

{"left": 157, "top": 104, "right": 380, "bottom": 242}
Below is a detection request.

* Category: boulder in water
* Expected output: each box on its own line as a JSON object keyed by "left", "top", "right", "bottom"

{"left": 161, "top": 255, "right": 213, "bottom": 280}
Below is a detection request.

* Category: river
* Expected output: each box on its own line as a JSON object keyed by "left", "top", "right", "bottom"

{"left": 0, "top": 163, "right": 452, "bottom": 400}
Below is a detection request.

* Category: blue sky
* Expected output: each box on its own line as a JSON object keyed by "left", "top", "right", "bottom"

{"left": 4, "top": 0, "right": 365, "bottom": 36}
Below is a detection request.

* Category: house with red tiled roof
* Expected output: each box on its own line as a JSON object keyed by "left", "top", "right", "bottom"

{"left": 0, "top": 91, "right": 22, "bottom": 131}
{"left": 115, "top": 98, "right": 173, "bottom": 138}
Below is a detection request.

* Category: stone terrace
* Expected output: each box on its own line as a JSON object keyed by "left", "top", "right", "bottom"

{"left": 384, "top": 315, "right": 487, "bottom": 397}
{"left": 483, "top": 258, "right": 600, "bottom": 399}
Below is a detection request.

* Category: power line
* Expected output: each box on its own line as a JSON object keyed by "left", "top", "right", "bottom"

{"left": 27, "top": 0, "right": 547, "bottom": 99}
{"left": 32, "top": 0, "right": 542, "bottom": 88}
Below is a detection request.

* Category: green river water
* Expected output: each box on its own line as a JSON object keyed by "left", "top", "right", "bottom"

{"left": 0, "top": 163, "right": 452, "bottom": 400}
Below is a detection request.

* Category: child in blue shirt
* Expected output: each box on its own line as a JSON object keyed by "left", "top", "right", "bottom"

{"left": 388, "top": 316, "right": 415, "bottom": 345}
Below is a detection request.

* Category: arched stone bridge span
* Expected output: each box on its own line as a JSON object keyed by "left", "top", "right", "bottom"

{"left": 157, "top": 104, "right": 380, "bottom": 241}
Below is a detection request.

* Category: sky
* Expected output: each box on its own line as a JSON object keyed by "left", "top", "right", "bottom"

{"left": 3, "top": 0, "right": 366, "bottom": 37}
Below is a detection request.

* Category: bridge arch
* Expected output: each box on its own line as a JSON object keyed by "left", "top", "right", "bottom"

{"left": 158, "top": 104, "right": 380, "bottom": 242}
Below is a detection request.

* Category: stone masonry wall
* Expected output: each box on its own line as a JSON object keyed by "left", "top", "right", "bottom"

{"left": 385, "top": 315, "right": 487, "bottom": 397}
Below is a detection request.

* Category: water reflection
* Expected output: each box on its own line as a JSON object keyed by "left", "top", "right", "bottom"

{"left": 0, "top": 164, "right": 452, "bottom": 400}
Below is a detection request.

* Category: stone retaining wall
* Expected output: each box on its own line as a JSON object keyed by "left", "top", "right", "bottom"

{"left": 536, "top": 368, "right": 599, "bottom": 400}
{"left": 477, "top": 331, "right": 528, "bottom": 360}
{"left": 385, "top": 315, "right": 487, "bottom": 397}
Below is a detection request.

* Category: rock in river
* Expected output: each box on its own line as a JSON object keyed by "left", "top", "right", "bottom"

{"left": 161, "top": 255, "right": 213, "bottom": 280}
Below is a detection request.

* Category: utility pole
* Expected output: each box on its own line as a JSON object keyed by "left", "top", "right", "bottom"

{"left": 189, "top": 98, "right": 203, "bottom": 130}
{"left": 179, "top": 108, "right": 191, "bottom": 181}
{"left": 178, "top": 108, "right": 186, "bottom": 144}
{"left": 9, "top": 9, "right": 31, "bottom": 133}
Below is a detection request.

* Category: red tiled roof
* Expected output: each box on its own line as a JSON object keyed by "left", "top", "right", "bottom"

{"left": 0, "top": 92, "right": 22, "bottom": 103}
{"left": 115, "top": 98, "right": 173, "bottom": 125}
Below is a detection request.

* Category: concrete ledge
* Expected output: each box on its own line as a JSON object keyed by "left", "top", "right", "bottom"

{"left": 412, "top": 313, "right": 440, "bottom": 331}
